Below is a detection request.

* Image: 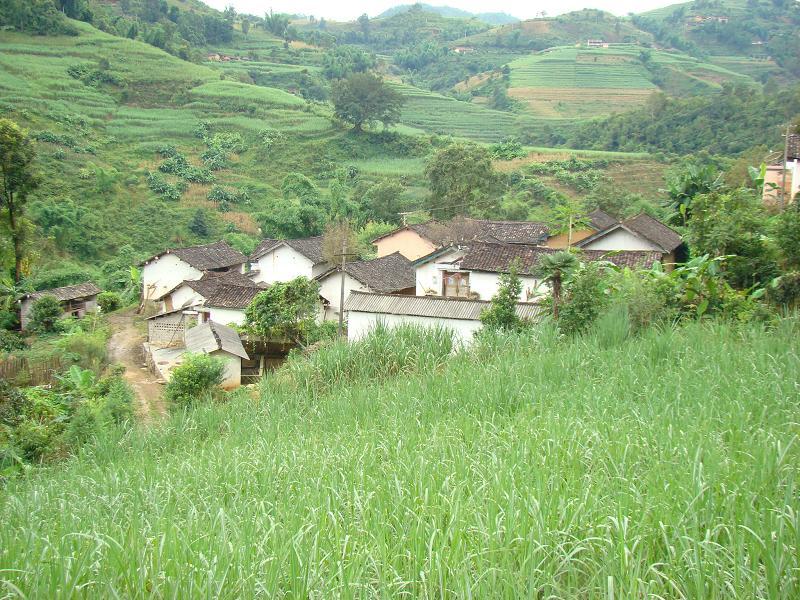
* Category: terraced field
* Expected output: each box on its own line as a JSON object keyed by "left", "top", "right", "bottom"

{"left": 391, "top": 81, "right": 573, "bottom": 142}
{"left": 506, "top": 46, "right": 746, "bottom": 119}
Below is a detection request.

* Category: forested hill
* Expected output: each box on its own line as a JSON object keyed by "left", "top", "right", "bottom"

{"left": 535, "top": 83, "right": 800, "bottom": 155}
{"left": 377, "top": 4, "right": 519, "bottom": 25}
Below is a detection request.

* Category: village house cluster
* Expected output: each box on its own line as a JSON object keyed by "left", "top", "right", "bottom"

{"left": 133, "top": 210, "right": 684, "bottom": 386}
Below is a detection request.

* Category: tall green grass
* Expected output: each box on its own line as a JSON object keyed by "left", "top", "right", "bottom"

{"left": 1, "top": 320, "right": 799, "bottom": 597}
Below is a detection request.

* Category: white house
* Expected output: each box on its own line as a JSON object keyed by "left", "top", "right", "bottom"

{"left": 156, "top": 270, "right": 261, "bottom": 314}
{"left": 415, "top": 242, "right": 665, "bottom": 302}
{"left": 315, "top": 252, "right": 416, "bottom": 322}
{"left": 19, "top": 282, "right": 101, "bottom": 330}
{"left": 197, "top": 284, "right": 265, "bottom": 327}
{"left": 576, "top": 213, "right": 685, "bottom": 266}
{"left": 344, "top": 291, "right": 545, "bottom": 346}
{"left": 141, "top": 241, "right": 247, "bottom": 303}
{"left": 249, "top": 236, "right": 329, "bottom": 285}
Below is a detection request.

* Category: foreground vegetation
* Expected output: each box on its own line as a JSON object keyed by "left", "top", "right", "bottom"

{"left": 0, "top": 318, "right": 798, "bottom": 596}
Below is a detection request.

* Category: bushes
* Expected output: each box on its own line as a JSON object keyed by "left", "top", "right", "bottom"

{"left": 28, "top": 296, "right": 63, "bottom": 334}
{"left": 164, "top": 354, "right": 226, "bottom": 408}
{"left": 97, "top": 291, "right": 121, "bottom": 313}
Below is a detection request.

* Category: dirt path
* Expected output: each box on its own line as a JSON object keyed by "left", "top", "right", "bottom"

{"left": 107, "top": 309, "right": 166, "bottom": 421}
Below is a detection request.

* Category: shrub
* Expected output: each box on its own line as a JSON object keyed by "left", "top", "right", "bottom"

{"left": 481, "top": 261, "right": 525, "bottom": 332}
{"left": 559, "top": 262, "right": 611, "bottom": 336}
{"left": 0, "top": 329, "right": 25, "bottom": 352}
{"left": 28, "top": 296, "right": 63, "bottom": 333}
{"left": 165, "top": 353, "right": 226, "bottom": 408}
{"left": 97, "top": 291, "right": 122, "bottom": 313}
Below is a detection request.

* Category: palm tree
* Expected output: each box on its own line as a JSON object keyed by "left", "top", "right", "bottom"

{"left": 535, "top": 251, "right": 579, "bottom": 318}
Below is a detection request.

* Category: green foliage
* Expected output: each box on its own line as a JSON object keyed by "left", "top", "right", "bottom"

{"left": 96, "top": 291, "right": 121, "bottom": 313}
{"left": 0, "top": 118, "right": 39, "bottom": 282}
{"left": 480, "top": 260, "right": 524, "bottom": 332}
{"left": 332, "top": 72, "right": 404, "bottom": 132}
{"left": 321, "top": 45, "right": 376, "bottom": 79}
{"left": 774, "top": 206, "right": 800, "bottom": 271}
{"left": 146, "top": 172, "right": 185, "bottom": 201}
{"left": 490, "top": 137, "right": 527, "bottom": 160}
{"left": 665, "top": 161, "right": 722, "bottom": 225}
{"left": 535, "top": 251, "right": 580, "bottom": 319}
{"left": 0, "top": 329, "right": 26, "bottom": 351}
{"left": 187, "top": 209, "right": 210, "bottom": 238}
{"left": 0, "top": 0, "right": 78, "bottom": 36}
{"left": 363, "top": 180, "right": 406, "bottom": 223}
{"left": 245, "top": 277, "right": 321, "bottom": 344}
{"left": 558, "top": 261, "right": 611, "bottom": 336}
{"left": 274, "top": 324, "right": 455, "bottom": 397}
{"left": 27, "top": 296, "right": 62, "bottom": 334}
{"left": 164, "top": 353, "right": 225, "bottom": 408}
{"left": 687, "top": 189, "right": 778, "bottom": 289}
{"left": 425, "top": 143, "right": 496, "bottom": 219}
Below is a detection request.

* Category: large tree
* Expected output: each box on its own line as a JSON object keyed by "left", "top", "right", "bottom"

{"left": 425, "top": 143, "right": 496, "bottom": 219}
{"left": 245, "top": 277, "right": 320, "bottom": 344}
{"left": 331, "top": 72, "right": 404, "bottom": 132}
{"left": 0, "top": 119, "right": 39, "bottom": 283}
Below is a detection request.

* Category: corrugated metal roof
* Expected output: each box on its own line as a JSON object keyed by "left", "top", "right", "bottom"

{"left": 343, "top": 291, "right": 545, "bottom": 322}
{"left": 185, "top": 321, "right": 249, "bottom": 359}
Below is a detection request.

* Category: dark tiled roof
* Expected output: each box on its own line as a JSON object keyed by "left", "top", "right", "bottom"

{"left": 322, "top": 252, "right": 415, "bottom": 293}
{"left": 144, "top": 241, "right": 246, "bottom": 271}
{"left": 787, "top": 134, "right": 799, "bottom": 161}
{"left": 376, "top": 219, "right": 549, "bottom": 247}
{"left": 622, "top": 214, "right": 683, "bottom": 252}
{"left": 344, "top": 291, "right": 545, "bottom": 322}
{"left": 250, "top": 238, "right": 280, "bottom": 260}
{"left": 587, "top": 209, "right": 618, "bottom": 231}
{"left": 459, "top": 243, "right": 662, "bottom": 275}
{"left": 204, "top": 285, "right": 264, "bottom": 309}
{"left": 183, "top": 270, "right": 258, "bottom": 298}
{"left": 250, "top": 236, "right": 326, "bottom": 264}
{"left": 24, "top": 282, "right": 101, "bottom": 302}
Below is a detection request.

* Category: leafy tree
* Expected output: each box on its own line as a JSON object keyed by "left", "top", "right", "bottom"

{"left": 535, "top": 251, "right": 579, "bottom": 319}
{"left": 357, "top": 13, "right": 370, "bottom": 40}
{"left": 188, "top": 209, "right": 210, "bottom": 238}
{"left": 263, "top": 10, "right": 290, "bottom": 37}
{"left": 322, "top": 220, "right": 360, "bottom": 266}
{"left": 481, "top": 260, "right": 524, "bottom": 331}
{"left": 331, "top": 73, "right": 404, "bottom": 132}
{"left": 425, "top": 143, "right": 496, "bottom": 219}
{"left": 0, "top": 119, "right": 40, "bottom": 283}
{"left": 549, "top": 198, "right": 590, "bottom": 247}
{"left": 241, "top": 18, "right": 250, "bottom": 37}
{"left": 364, "top": 180, "right": 406, "bottom": 223}
{"left": 665, "top": 162, "right": 722, "bottom": 225}
{"left": 245, "top": 277, "right": 320, "bottom": 344}
{"left": 687, "top": 189, "right": 778, "bottom": 289}
{"left": 97, "top": 291, "right": 122, "bottom": 313}
{"left": 774, "top": 204, "right": 800, "bottom": 270}
{"left": 0, "top": 0, "right": 78, "bottom": 35}
{"left": 28, "top": 295, "right": 63, "bottom": 333}
{"left": 558, "top": 262, "right": 611, "bottom": 336}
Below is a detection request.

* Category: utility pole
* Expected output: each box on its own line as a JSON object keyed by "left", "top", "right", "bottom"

{"left": 781, "top": 123, "right": 791, "bottom": 211}
{"left": 338, "top": 235, "right": 346, "bottom": 338}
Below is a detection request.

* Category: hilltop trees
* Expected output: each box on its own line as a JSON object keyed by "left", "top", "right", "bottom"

{"left": 425, "top": 143, "right": 496, "bottom": 219}
{"left": 0, "top": 119, "right": 39, "bottom": 283}
{"left": 331, "top": 73, "right": 404, "bottom": 132}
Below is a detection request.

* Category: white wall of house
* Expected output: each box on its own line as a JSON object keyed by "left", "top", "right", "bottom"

{"left": 469, "top": 272, "right": 544, "bottom": 302}
{"left": 347, "top": 311, "right": 482, "bottom": 347}
{"left": 251, "top": 246, "right": 318, "bottom": 285}
{"left": 142, "top": 254, "right": 201, "bottom": 302}
{"left": 581, "top": 229, "right": 661, "bottom": 252}
{"left": 318, "top": 272, "right": 366, "bottom": 321}
{"left": 204, "top": 306, "right": 246, "bottom": 326}
{"left": 211, "top": 350, "right": 241, "bottom": 389}
{"left": 415, "top": 248, "right": 465, "bottom": 295}
{"left": 166, "top": 284, "right": 205, "bottom": 312}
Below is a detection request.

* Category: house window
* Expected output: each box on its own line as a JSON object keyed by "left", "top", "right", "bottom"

{"left": 443, "top": 271, "right": 470, "bottom": 298}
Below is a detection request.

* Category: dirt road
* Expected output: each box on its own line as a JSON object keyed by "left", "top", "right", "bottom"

{"left": 107, "top": 309, "right": 166, "bottom": 420}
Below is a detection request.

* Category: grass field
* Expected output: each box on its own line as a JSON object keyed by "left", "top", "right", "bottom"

{"left": 1, "top": 320, "right": 798, "bottom": 596}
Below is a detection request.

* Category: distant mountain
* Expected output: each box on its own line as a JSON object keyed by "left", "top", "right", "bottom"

{"left": 377, "top": 4, "right": 519, "bottom": 25}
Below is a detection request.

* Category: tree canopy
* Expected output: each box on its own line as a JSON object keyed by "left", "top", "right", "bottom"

{"left": 331, "top": 73, "right": 404, "bottom": 132}
{"left": 425, "top": 143, "right": 496, "bottom": 219}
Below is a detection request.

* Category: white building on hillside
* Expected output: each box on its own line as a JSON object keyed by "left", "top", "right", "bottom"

{"left": 140, "top": 241, "right": 246, "bottom": 303}
{"left": 315, "top": 252, "right": 415, "bottom": 322}
{"left": 249, "top": 237, "right": 329, "bottom": 285}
